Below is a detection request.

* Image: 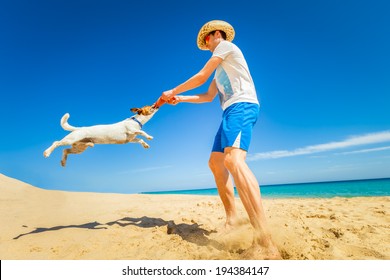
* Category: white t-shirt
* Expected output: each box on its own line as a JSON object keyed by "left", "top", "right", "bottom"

{"left": 212, "top": 41, "right": 259, "bottom": 110}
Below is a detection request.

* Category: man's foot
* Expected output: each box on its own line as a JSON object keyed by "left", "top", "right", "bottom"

{"left": 213, "top": 218, "right": 251, "bottom": 240}
{"left": 217, "top": 217, "right": 247, "bottom": 232}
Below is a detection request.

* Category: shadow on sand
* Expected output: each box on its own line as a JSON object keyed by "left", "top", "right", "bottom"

{"left": 14, "top": 216, "right": 222, "bottom": 249}
{"left": 13, "top": 221, "right": 107, "bottom": 240}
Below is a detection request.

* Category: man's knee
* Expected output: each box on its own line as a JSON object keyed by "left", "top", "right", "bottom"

{"left": 223, "top": 154, "right": 236, "bottom": 171}
{"left": 223, "top": 148, "right": 246, "bottom": 172}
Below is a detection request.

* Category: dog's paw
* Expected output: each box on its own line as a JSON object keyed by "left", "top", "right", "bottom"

{"left": 146, "top": 136, "right": 153, "bottom": 140}
{"left": 143, "top": 143, "right": 150, "bottom": 149}
{"left": 43, "top": 151, "right": 50, "bottom": 158}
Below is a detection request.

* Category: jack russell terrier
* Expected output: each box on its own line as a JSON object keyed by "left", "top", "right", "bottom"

{"left": 43, "top": 105, "right": 158, "bottom": 167}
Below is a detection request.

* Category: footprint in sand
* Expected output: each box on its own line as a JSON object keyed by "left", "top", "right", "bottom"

{"left": 30, "top": 247, "right": 42, "bottom": 252}
{"left": 329, "top": 228, "right": 344, "bottom": 239}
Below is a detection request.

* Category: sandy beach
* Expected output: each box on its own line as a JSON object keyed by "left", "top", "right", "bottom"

{"left": 0, "top": 173, "right": 389, "bottom": 260}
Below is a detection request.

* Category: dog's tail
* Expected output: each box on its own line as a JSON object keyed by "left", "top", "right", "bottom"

{"left": 61, "top": 113, "right": 78, "bottom": 131}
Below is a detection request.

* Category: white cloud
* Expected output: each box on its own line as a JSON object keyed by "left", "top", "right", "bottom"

{"left": 247, "top": 130, "right": 390, "bottom": 161}
{"left": 336, "top": 146, "right": 390, "bottom": 155}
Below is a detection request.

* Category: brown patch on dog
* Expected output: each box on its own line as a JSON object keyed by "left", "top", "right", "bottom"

{"left": 130, "top": 105, "right": 155, "bottom": 115}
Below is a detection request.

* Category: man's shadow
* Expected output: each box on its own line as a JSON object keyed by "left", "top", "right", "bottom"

{"left": 107, "top": 216, "right": 221, "bottom": 248}
{"left": 13, "top": 221, "right": 107, "bottom": 240}
{"left": 14, "top": 216, "right": 222, "bottom": 250}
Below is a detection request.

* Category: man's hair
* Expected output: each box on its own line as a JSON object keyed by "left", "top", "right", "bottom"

{"left": 209, "top": 30, "right": 227, "bottom": 40}
{"left": 218, "top": 30, "right": 227, "bottom": 40}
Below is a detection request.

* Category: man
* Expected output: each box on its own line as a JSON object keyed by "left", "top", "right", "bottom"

{"left": 160, "top": 20, "right": 281, "bottom": 259}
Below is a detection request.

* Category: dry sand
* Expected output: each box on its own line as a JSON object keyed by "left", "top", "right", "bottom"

{"left": 0, "top": 173, "right": 389, "bottom": 260}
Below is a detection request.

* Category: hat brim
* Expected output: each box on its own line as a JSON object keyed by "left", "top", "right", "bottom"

{"left": 197, "top": 20, "right": 235, "bottom": 50}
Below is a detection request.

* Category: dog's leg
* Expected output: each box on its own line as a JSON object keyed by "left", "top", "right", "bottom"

{"left": 44, "top": 139, "right": 76, "bottom": 158}
{"left": 128, "top": 138, "right": 150, "bottom": 149}
{"left": 44, "top": 141, "right": 62, "bottom": 158}
{"left": 61, "top": 149, "right": 70, "bottom": 167}
{"left": 61, "top": 142, "right": 94, "bottom": 167}
{"left": 44, "top": 131, "right": 87, "bottom": 158}
{"left": 134, "top": 130, "right": 153, "bottom": 140}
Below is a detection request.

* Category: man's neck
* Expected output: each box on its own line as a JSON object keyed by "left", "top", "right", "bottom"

{"left": 210, "top": 39, "right": 225, "bottom": 52}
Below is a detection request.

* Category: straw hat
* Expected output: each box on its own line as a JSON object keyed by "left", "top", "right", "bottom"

{"left": 197, "top": 20, "right": 235, "bottom": 50}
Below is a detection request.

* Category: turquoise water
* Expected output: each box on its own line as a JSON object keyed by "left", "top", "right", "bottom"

{"left": 142, "top": 178, "right": 390, "bottom": 198}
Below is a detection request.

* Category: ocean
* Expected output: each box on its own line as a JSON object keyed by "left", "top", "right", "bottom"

{"left": 142, "top": 178, "right": 390, "bottom": 198}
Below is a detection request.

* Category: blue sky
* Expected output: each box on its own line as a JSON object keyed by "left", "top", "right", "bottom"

{"left": 1, "top": 0, "right": 389, "bottom": 194}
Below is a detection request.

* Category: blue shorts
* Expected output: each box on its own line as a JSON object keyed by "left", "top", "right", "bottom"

{"left": 212, "top": 102, "right": 259, "bottom": 153}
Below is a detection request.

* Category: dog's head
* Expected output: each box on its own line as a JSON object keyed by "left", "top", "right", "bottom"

{"left": 130, "top": 105, "right": 156, "bottom": 116}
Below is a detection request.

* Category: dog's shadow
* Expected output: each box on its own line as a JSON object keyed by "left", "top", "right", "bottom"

{"left": 14, "top": 216, "right": 222, "bottom": 250}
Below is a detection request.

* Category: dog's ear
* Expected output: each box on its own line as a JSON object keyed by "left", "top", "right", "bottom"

{"left": 130, "top": 108, "right": 140, "bottom": 114}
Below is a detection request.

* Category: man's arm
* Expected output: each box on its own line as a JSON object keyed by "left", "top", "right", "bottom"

{"left": 169, "top": 79, "right": 219, "bottom": 104}
{"left": 162, "top": 56, "right": 222, "bottom": 101}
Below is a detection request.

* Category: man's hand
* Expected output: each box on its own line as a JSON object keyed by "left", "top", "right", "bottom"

{"left": 167, "top": 96, "right": 179, "bottom": 105}
{"left": 161, "top": 88, "right": 176, "bottom": 102}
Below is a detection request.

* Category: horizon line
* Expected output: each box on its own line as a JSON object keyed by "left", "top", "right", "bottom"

{"left": 141, "top": 176, "right": 390, "bottom": 194}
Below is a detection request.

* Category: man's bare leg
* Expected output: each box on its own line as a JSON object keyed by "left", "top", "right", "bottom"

{"left": 209, "top": 151, "right": 238, "bottom": 228}
{"left": 224, "top": 147, "right": 281, "bottom": 259}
